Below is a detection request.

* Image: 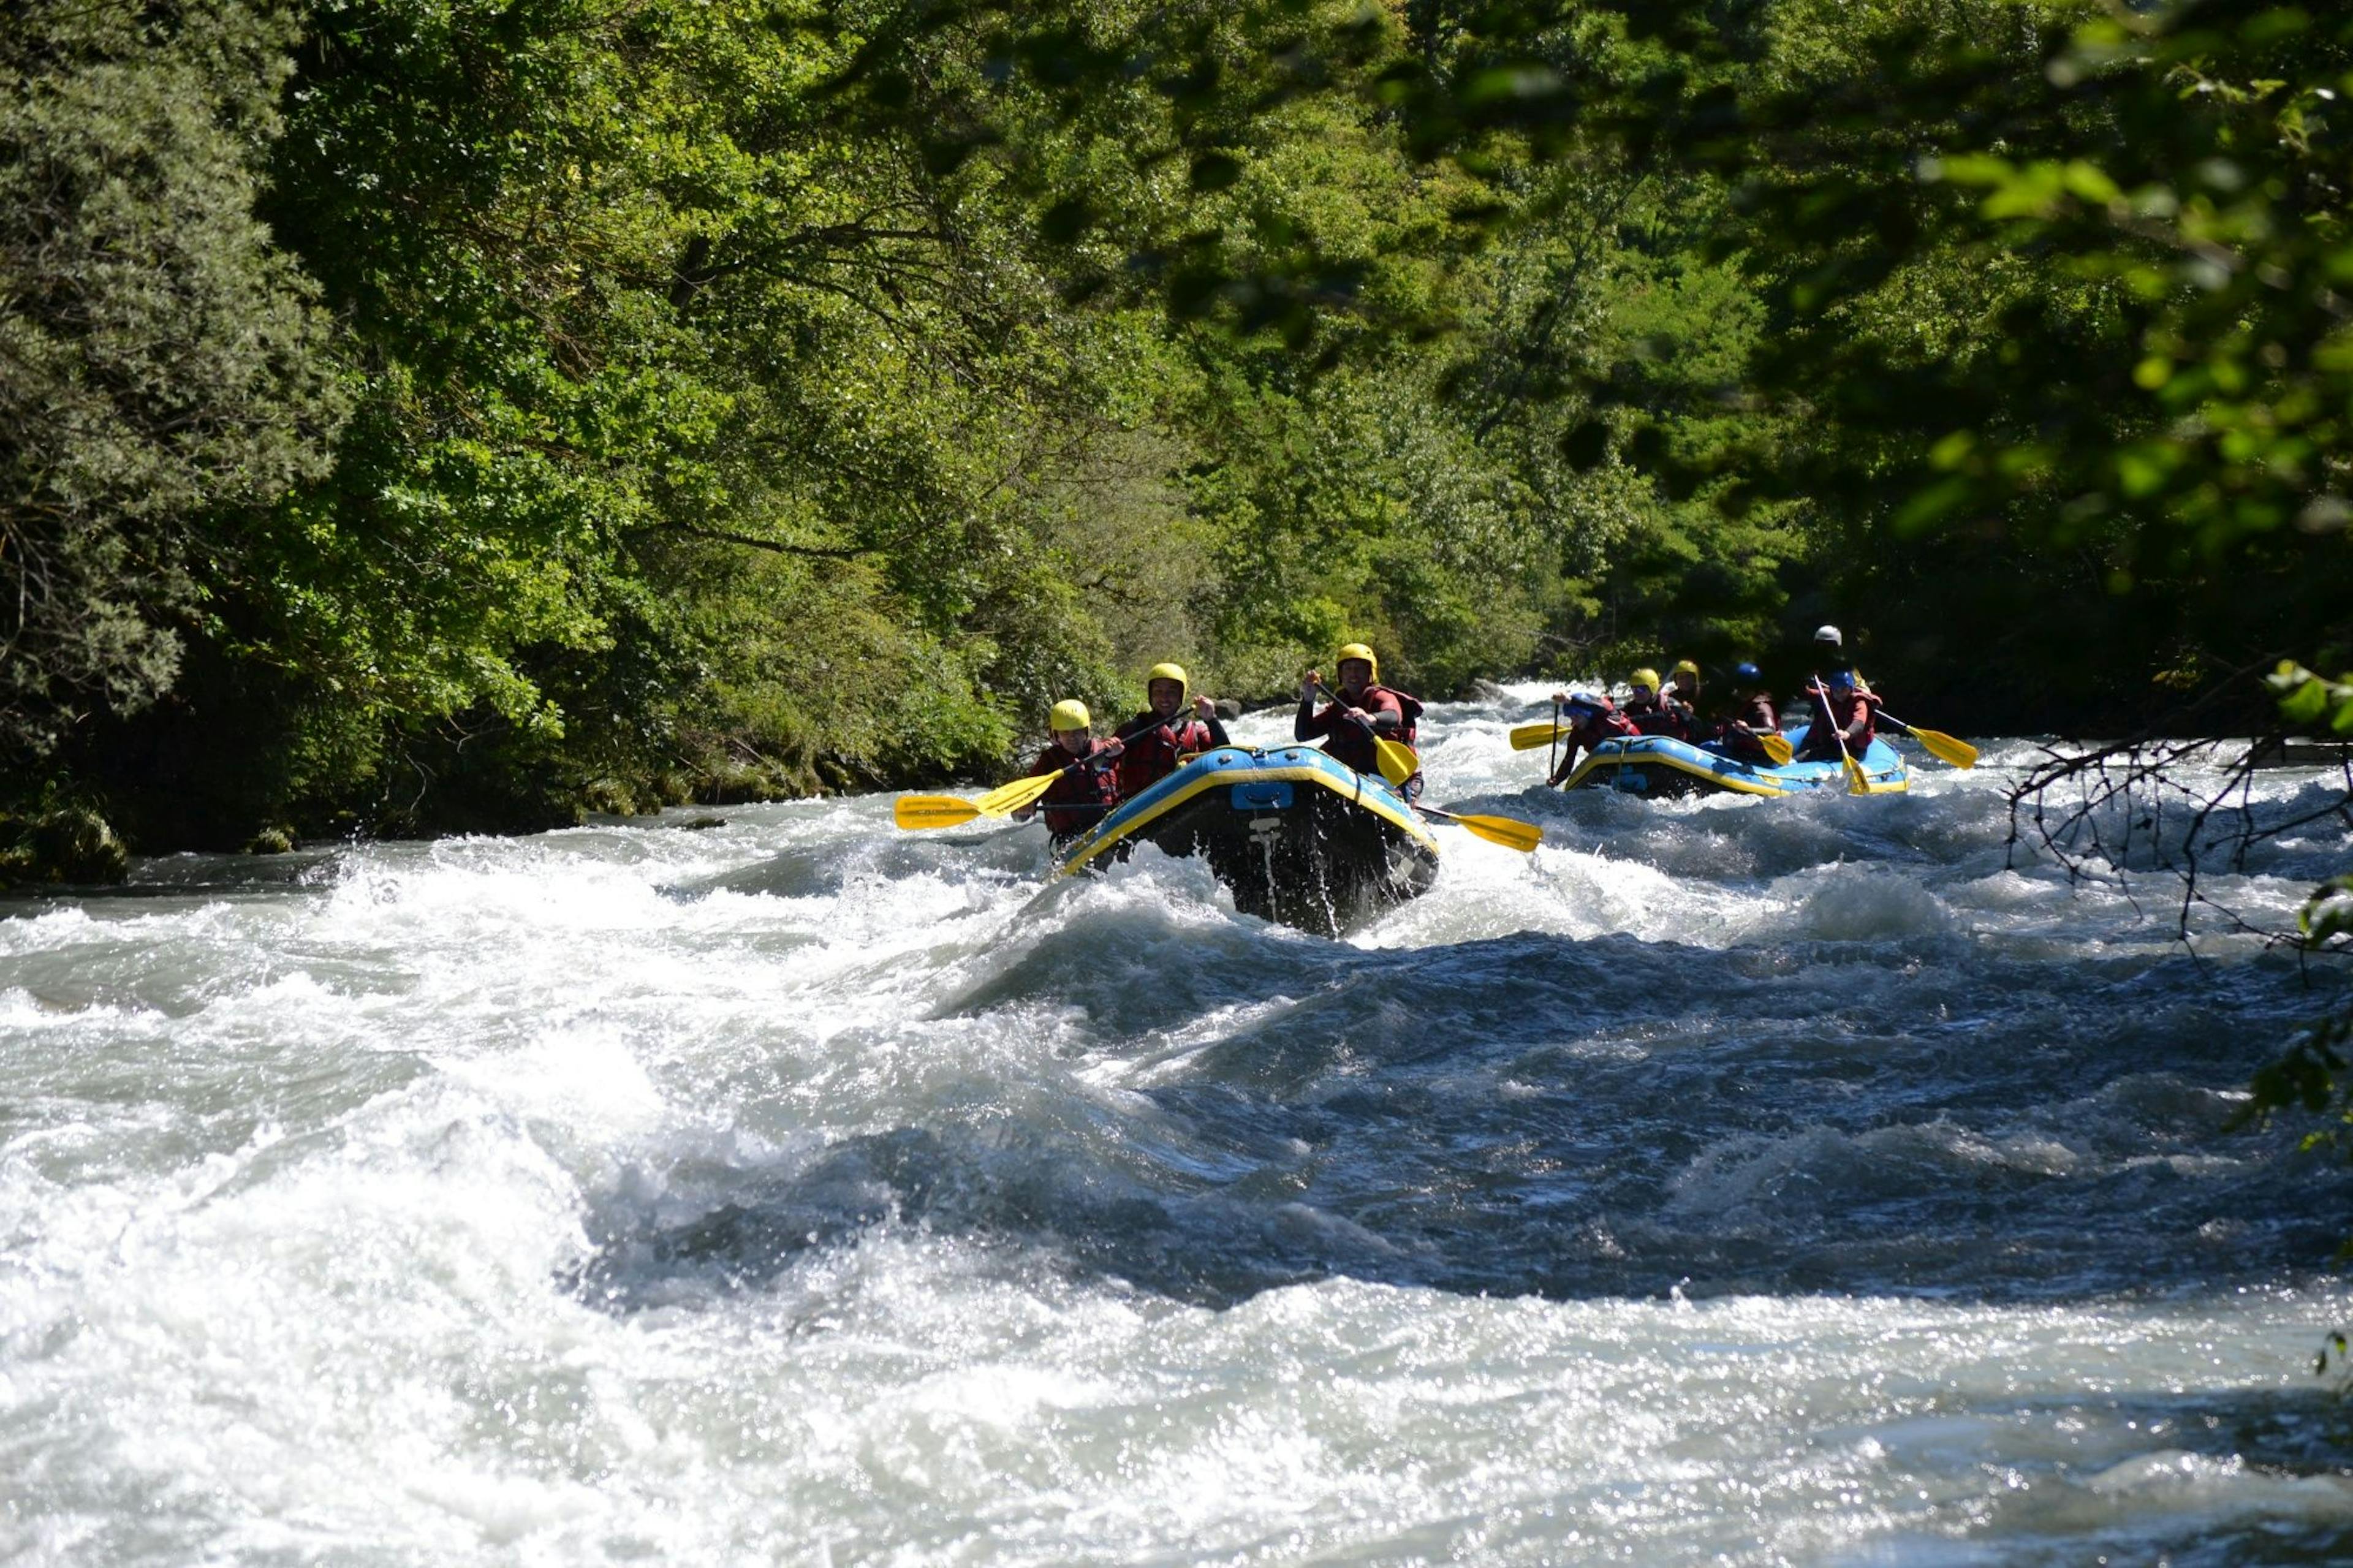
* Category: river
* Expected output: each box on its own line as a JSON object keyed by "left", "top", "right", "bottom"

{"left": 6, "top": 686, "right": 2352, "bottom": 1565}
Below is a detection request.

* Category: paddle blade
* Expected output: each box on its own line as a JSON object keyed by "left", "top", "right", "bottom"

{"left": 975, "top": 770, "right": 1062, "bottom": 817}
{"left": 895, "top": 795, "right": 980, "bottom": 830}
{"left": 1450, "top": 812, "right": 1544, "bottom": 853}
{"left": 1843, "top": 752, "right": 1873, "bottom": 796}
{"left": 1759, "top": 732, "right": 1794, "bottom": 767}
{"left": 1373, "top": 736, "right": 1420, "bottom": 789}
{"left": 1909, "top": 726, "right": 1979, "bottom": 769}
{"left": 1509, "top": 721, "right": 1566, "bottom": 752}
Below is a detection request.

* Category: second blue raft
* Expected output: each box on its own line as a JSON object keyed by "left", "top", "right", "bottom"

{"left": 1556, "top": 724, "right": 1909, "bottom": 798}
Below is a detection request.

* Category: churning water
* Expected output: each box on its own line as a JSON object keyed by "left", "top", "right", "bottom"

{"left": 6, "top": 687, "right": 2353, "bottom": 1566}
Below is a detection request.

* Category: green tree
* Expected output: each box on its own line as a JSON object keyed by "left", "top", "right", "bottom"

{"left": 94, "top": 0, "right": 1222, "bottom": 836}
{"left": 0, "top": 0, "right": 343, "bottom": 769}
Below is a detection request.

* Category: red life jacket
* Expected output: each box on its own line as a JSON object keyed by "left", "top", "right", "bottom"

{"left": 1386, "top": 688, "right": 1423, "bottom": 747}
{"left": 1115, "top": 713, "right": 1218, "bottom": 797}
{"left": 1029, "top": 741, "right": 1120, "bottom": 838}
{"left": 1297, "top": 684, "right": 1419, "bottom": 776}
{"left": 1704, "top": 692, "right": 1780, "bottom": 757}
{"left": 1662, "top": 706, "right": 1698, "bottom": 740}
{"left": 1570, "top": 707, "right": 1640, "bottom": 752}
{"left": 1796, "top": 684, "right": 1879, "bottom": 761}
{"left": 1626, "top": 692, "right": 1692, "bottom": 740}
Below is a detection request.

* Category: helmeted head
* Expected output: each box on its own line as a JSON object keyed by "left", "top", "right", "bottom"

{"left": 1672, "top": 659, "right": 1700, "bottom": 687}
{"left": 1335, "top": 642, "right": 1379, "bottom": 694}
{"left": 1814, "top": 624, "right": 1844, "bottom": 651}
{"left": 1564, "top": 692, "right": 1610, "bottom": 721}
{"left": 1628, "top": 667, "right": 1661, "bottom": 696}
{"left": 1146, "top": 661, "right": 1188, "bottom": 716}
{"left": 1825, "top": 667, "right": 1856, "bottom": 692}
{"left": 1048, "top": 698, "right": 1092, "bottom": 749}
{"left": 1735, "top": 661, "right": 1763, "bottom": 686}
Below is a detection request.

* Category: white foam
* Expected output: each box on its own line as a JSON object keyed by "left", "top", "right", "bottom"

{"left": 3, "top": 703, "right": 2349, "bottom": 1564}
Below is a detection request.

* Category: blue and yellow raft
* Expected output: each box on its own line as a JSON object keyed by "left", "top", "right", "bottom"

{"left": 1557, "top": 725, "right": 1909, "bottom": 798}
{"left": 1056, "top": 745, "right": 1441, "bottom": 935}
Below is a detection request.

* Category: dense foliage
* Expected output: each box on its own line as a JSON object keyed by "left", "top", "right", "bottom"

{"left": 3, "top": 0, "right": 2349, "bottom": 858}
{"left": 1, "top": 0, "right": 343, "bottom": 762}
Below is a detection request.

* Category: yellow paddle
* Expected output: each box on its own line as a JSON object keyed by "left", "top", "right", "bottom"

{"left": 1757, "top": 731, "right": 1795, "bottom": 767}
{"left": 895, "top": 795, "right": 983, "bottom": 830}
{"left": 974, "top": 768, "right": 1071, "bottom": 817}
{"left": 1371, "top": 735, "right": 1420, "bottom": 789}
{"left": 1314, "top": 682, "right": 1419, "bottom": 789}
{"left": 900, "top": 742, "right": 1114, "bottom": 828}
{"left": 1881, "top": 715, "right": 1977, "bottom": 769}
{"left": 1509, "top": 720, "right": 1567, "bottom": 751}
{"left": 1419, "top": 806, "right": 1543, "bottom": 853}
{"left": 1810, "top": 678, "right": 1874, "bottom": 796}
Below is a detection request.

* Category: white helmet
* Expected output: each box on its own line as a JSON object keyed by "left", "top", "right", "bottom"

{"left": 1813, "top": 624, "right": 1843, "bottom": 646}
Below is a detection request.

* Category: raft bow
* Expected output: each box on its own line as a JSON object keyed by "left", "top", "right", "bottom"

{"left": 1055, "top": 745, "right": 1439, "bottom": 936}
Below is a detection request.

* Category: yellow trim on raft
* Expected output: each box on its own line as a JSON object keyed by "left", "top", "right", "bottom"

{"left": 1058, "top": 758, "right": 1441, "bottom": 876}
{"left": 1559, "top": 746, "right": 1909, "bottom": 797}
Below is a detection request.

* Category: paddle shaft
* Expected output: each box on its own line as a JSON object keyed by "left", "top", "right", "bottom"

{"left": 981, "top": 738, "right": 1124, "bottom": 818}
{"left": 1417, "top": 804, "right": 1542, "bottom": 852}
{"left": 1313, "top": 680, "right": 1397, "bottom": 740}
{"left": 1037, "top": 743, "right": 1119, "bottom": 792}
{"left": 1113, "top": 705, "right": 1204, "bottom": 745}
{"left": 1313, "top": 681, "right": 1417, "bottom": 788}
{"left": 1809, "top": 677, "right": 1870, "bottom": 793}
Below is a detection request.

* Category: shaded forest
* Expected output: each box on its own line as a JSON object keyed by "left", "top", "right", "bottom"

{"left": 5, "top": 0, "right": 2351, "bottom": 856}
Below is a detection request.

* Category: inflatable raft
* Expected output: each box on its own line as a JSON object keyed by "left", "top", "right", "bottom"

{"left": 1056, "top": 745, "right": 1441, "bottom": 936}
{"left": 1556, "top": 725, "right": 1909, "bottom": 798}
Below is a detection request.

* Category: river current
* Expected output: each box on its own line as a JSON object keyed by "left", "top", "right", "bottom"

{"left": 6, "top": 686, "right": 2353, "bottom": 1565}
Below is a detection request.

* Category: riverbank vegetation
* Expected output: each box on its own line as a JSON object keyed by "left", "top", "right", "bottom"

{"left": 4, "top": 0, "right": 2350, "bottom": 860}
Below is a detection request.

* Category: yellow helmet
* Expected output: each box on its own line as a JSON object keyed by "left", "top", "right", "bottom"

{"left": 1048, "top": 698, "right": 1091, "bottom": 732}
{"left": 1673, "top": 659, "right": 1699, "bottom": 677}
{"left": 1146, "top": 662, "right": 1189, "bottom": 695}
{"left": 1629, "top": 667, "right": 1661, "bottom": 693}
{"left": 1335, "top": 642, "right": 1380, "bottom": 681}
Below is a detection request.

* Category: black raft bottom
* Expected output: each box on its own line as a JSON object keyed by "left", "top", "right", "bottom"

{"left": 1085, "top": 782, "right": 1438, "bottom": 937}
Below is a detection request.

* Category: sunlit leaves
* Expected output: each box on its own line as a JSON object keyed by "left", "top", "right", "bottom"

{"left": 2269, "top": 660, "right": 2353, "bottom": 733}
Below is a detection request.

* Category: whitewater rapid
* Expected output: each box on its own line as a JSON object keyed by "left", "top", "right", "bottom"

{"left": 5, "top": 686, "right": 2352, "bottom": 1565}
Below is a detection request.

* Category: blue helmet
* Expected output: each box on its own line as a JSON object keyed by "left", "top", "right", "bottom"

{"left": 1826, "top": 667, "right": 1856, "bottom": 690}
{"left": 1735, "top": 661, "right": 1762, "bottom": 683}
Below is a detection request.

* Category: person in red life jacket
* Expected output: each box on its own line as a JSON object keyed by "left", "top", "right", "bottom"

{"left": 1545, "top": 691, "right": 1640, "bottom": 785}
{"left": 1794, "top": 667, "right": 1881, "bottom": 763}
{"left": 1622, "top": 667, "right": 1692, "bottom": 739}
{"left": 1667, "top": 659, "right": 1703, "bottom": 717}
{"left": 1707, "top": 661, "right": 1781, "bottom": 763}
{"left": 1115, "top": 662, "right": 1230, "bottom": 797}
{"left": 1294, "top": 642, "right": 1425, "bottom": 797}
{"left": 1012, "top": 699, "right": 1121, "bottom": 843}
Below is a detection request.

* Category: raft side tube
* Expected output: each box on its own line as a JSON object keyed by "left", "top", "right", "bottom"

{"left": 1558, "top": 729, "right": 1909, "bottom": 798}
